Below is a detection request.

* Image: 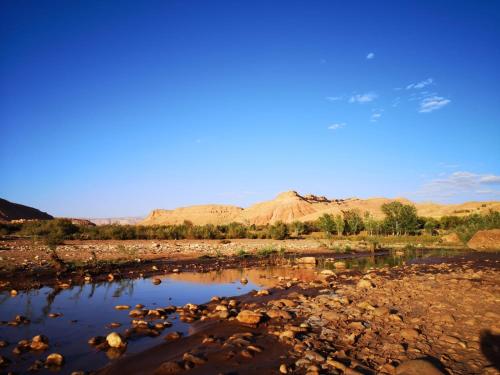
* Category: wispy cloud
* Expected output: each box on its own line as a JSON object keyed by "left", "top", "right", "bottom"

{"left": 406, "top": 78, "right": 434, "bottom": 90}
{"left": 366, "top": 52, "right": 375, "bottom": 60}
{"left": 415, "top": 171, "right": 500, "bottom": 199}
{"left": 419, "top": 96, "right": 451, "bottom": 113}
{"left": 370, "top": 109, "right": 383, "bottom": 122}
{"left": 328, "top": 123, "right": 346, "bottom": 130}
{"left": 349, "top": 92, "right": 377, "bottom": 104}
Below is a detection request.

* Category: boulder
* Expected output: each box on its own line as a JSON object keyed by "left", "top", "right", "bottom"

{"left": 297, "top": 257, "right": 317, "bottom": 265}
{"left": 467, "top": 229, "right": 500, "bottom": 251}
{"left": 106, "top": 332, "right": 126, "bottom": 348}
{"left": 236, "top": 310, "right": 264, "bottom": 325}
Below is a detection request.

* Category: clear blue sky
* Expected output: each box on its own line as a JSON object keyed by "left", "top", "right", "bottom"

{"left": 1, "top": 0, "right": 499, "bottom": 217}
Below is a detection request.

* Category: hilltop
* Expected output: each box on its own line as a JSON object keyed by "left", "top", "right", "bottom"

{"left": 141, "top": 191, "right": 500, "bottom": 226}
{"left": 0, "top": 198, "right": 53, "bottom": 222}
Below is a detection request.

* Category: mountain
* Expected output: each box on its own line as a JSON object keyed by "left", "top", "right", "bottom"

{"left": 88, "top": 217, "right": 145, "bottom": 225}
{"left": 141, "top": 191, "right": 500, "bottom": 226}
{"left": 0, "top": 198, "right": 53, "bottom": 222}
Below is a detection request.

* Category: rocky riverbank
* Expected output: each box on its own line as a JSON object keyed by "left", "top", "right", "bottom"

{"left": 98, "top": 253, "right": 500, "bottom": 375}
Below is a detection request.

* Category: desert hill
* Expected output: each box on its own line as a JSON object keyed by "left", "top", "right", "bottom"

{"left": 141, "top": 191, "right": 500, "bottom": 226}
{"left": 0, "top": 198, "right": 53, "bottom": 222}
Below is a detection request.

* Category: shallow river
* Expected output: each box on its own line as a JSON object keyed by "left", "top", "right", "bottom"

{"left": 0, "top": 248, "right": 463, "bottom": 374}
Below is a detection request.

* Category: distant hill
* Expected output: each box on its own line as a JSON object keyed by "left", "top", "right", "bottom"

{"left": 88, "top": 217, "right": 145, "bottom": 225}
{"left": 141, "top": 191, "right": 500, "bottom": 226}
{"left": 0, "top": 198, "right": 53, "bottom": 222}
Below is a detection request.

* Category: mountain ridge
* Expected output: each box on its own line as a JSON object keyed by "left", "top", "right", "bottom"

{"left": 141, "top": 191, "right": 500, "bottom": 226}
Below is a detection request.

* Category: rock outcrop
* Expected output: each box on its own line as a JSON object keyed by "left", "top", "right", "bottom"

{"left": 467, "top": 229, "right": 500, "bottom": 251}
{"left": 141, "top": 191, "right": 500, "bottom": 226}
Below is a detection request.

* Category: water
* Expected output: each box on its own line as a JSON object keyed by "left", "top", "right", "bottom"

{"left": 0, "top": 249, "right": 463, "bottom": 374}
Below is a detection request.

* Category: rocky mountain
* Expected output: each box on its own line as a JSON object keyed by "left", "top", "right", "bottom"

{"left": 0, "top": 198, "right": 53, "bottom": 222}
{"left": 88, "top": 217, "right": 144, "bottom": 225}
{"left": 141, "top": 191, "right": 500, "bottom": 226}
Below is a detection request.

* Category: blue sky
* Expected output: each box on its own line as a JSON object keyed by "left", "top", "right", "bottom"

{"left": 1, "top": 0, "right": 499, "bottom": 217}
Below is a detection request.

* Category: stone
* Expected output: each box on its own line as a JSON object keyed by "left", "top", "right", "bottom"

{"left": 279, "top": 363, "right": 288, "bottom": 374}
{"left": 106, "top": 332, "right": 126, "bottom": 348}
{"left": 165, "top": 331, "right": 182, "bottom": 341}
{"left": 400, "top": 328, "right": 419, "bottom": 341}
{"left": 45, "top": 353, "right": 64, "bottom": 367}
{"left": 30, "top": 335, "right": 49, "bottom": 351}
{"left": 334, "top": 261, "right": 346, "bottom": 269}
{"left": 183, "top": 352, "right": 207, "bottom": 365}
{"left": 396, "top": 359, "right": 445, "bottom": 375}
{"left": 152, "top": 278, "right": 162, "bottom": 285}
{"left": 153, "top": 361, "right": 183, "bottom": 374}
{"left": 240, "top": 277, "right": 248, "bottom": 284}
{"left": 114, "top": 305, "right": 130, "bottom": 310}
{"left": 266, "top": 309, "right": 292, "bottom": 320}
{"left": 236, "top": 310, "right": 263, "bottom": 325}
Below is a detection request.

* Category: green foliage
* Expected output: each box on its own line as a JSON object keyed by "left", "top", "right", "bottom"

{"left": 317, "top": 214, "right": 335, "bottom": 236}
{"left": 381, "top": 202, "right": 419, "bottom": 235}
{"left": 344, "top": 209, "right": 363, "bottom": 235}
{"left": 256, "top": 245, "right": 278, "bottom": 257}
{"left": 334, "top": 214, "right": 345, "bottom": 236}
{"left": 290, "top": 221, "right": 306, "bottom": 237}
{"left": 268, "top": 221, "right": 289, "bottom": 240}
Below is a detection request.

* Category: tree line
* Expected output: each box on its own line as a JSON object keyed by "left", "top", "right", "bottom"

{"left": 0, "top": 202, "right": 498, "bottom": 243}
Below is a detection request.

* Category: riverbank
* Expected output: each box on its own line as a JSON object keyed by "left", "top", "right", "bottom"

{"left": 98, "top": 252, "right": 500, "bottom": 375}
{"left": 0, "top": 238, "right": 464, "bottom": 291}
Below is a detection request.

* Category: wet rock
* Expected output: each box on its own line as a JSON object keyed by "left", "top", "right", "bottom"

{"left": 183, "top": 352, "right": 207, "bottom": 365}
{"left": 10, "top": 289, "right": 18, "bottom": 296}
{"left": 240, "top": 277, "right": 248, "bottom": 284}
{"left": 0, "top": 340, "right": 8, "bottom": 348}
{"left": 153, "top": 361, "right": 184, "bottom": 374}
{"left": 114, "top": 305, "right": 131, "bottom": 310}
{"left": 396, "top": 359, "right": 445, "bottom": 375}
{"left": 152, "top": 278, "right": 162, "bottom": 285}
{"left": 45, "top": 353, "right": 64, "bottom": 367}
{"left": 30, "top": 335, "right": 49, "bottom": 351}
{"left": 106, "top": 332, "right": 126, "bottom": 348}
{"left": 236, "top": 310, "right": 263, "bottom": 325}
{"left": 256, "top": 289, "right": 270, "bottom": 296}
{"left": 0, "top": 355, "right": 11, "bottom": 367}
{"left": 240, "top": 349, "right": 253, "bottom": 358}
{"left": 279, "top": 363, "right": 288, "bottom": 374}
{"left": 165, "top": 331, "right": 182, "bottom": 341}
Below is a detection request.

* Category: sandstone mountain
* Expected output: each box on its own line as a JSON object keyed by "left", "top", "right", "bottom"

{"left": 141, "top": 191, "right": 500, "bottom": 226}
{"left": 0, "top": 198, "right": 53, "bottom": 222}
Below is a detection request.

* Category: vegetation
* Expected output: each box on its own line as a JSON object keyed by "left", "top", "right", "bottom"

{"left": 0, "top": 209, "right": 498, "bottom": 243}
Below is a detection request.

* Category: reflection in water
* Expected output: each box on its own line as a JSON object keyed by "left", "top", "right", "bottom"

{"left": 0, "top": 249, "right": 463, "bottom": 374}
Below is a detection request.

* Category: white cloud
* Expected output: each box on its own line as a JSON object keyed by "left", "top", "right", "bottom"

{"left": 325, "top": 96, "right": 343, "bottom": 102}
{"left": 328, "top": 123, "right": 346, "bottom": 130}
{"left": 366, "top": 52, "right": 375, "bottom": 60}
{"left": 406, "top": 78, "right": 434, "bottom": 90}
{"left": 349, "top": 92, "right": 378, "bottom": 103}
{"left": 419, "top": 96, "right": 450, "bottom": 113}
{"left": 415, "top": 171, "right": 500, "bottom": 199}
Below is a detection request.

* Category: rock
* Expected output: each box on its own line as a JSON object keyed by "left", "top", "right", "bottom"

{"left": 106, "top": 332, "right": 126, "bottom": 348}
{"left": 297, "top": 257, "right": 317, "bottom": 265}
{"left": 373, "top": 306, "right": 390, "bottom": 316}
{"left": 305, "top": 350, "right": 325, "bottom": 362}
{"left": 321, "top": 311, "right": 340, "bottom": 320}
{"left": 396, "top": 359, "right": 445, "bottom": 375}
{"left": 183, "top": 352, "right": 207, "bottom": 365}
{"left": 266, "top": 309, "right": 292, "bottom": 320}
{"left": 236, "top": 310, "right": 263, "bottom": 325}
{"left": 467, "top": 229, "right": 500, "bottom": 251}
{"left": 45, "top": 353, "right": 64, "bottom": 367}
{"left": 320, "top": 269, "right": 335, "bottom": 276}
{"left": 400, "top": 328, "right": 419, "bottom": 341}
{"left": 0, "top": 355, "right": 11, "bottom": 367}
{"left": 256, "top": 289, "right": 270, "bottom": 296}
{"left": 114, "top": 305, "right": 130, "bottom": 310}
{"left": 152, "top": 278, "right": 162, "bottom": 285}
{"left": 357, "top": 301, "right": 375, "bottom": 310}
{"left": 327, "top": 358, "right": 347, "bottom": 371}
{"left": 279, "top": 363, "right": 288, "bottom": 374}
{"left": 30, "top": 335, "right": 49, "bottom": 351}
{"left": 240, "top": 277, "right": 248, "bottom": 284}
{"left": 10, "top": 289, "right": 17, "bottom": 296}
{"left": 88, "top": 336, "right": 105, "bottom": 346}
{"left": 153, "top": 361, "right": 184, "bottom": 374}
{"left": 357, "top": 279, "right": 374, "bottom": 289}
{"left": 165, "top": 331, "right": 182, "bottom": 341}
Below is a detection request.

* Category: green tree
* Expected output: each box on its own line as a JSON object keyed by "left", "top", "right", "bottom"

{"left": 344, "top": 209, "right": 363, "bottom": 235}
{"left": 334, "top": 214, "right": 345, "bottom": 236}
{"left": 381, "top": 201, "right": 418, "bottom": 235}
{"left": 290, "top": 221, "right": 306, "bottom": 237}
{"left": 318, "top": 214, "right": 335, "bottom": 236}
